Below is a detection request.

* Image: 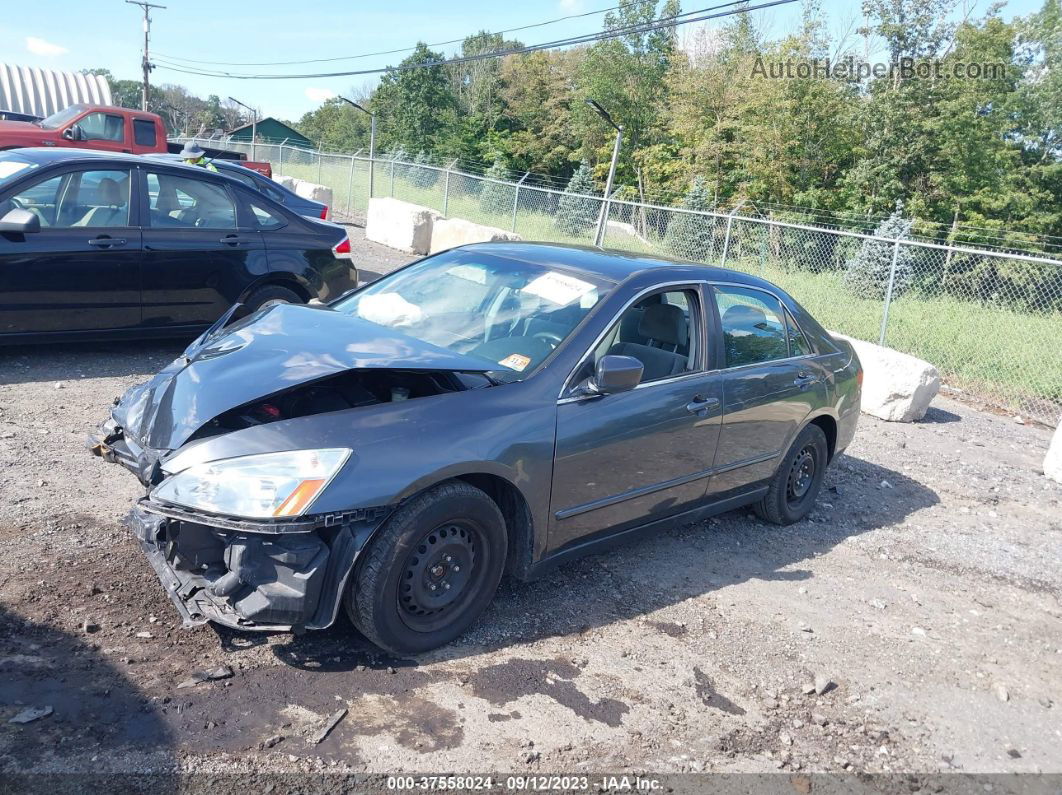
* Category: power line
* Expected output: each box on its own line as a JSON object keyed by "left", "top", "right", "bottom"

{"left": 154, "top": 0, "right": 795, "bottom": 80}
{"left": 153, "top": 1, "right": 627, "bottom": 67}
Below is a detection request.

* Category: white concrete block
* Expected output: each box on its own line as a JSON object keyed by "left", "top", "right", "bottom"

{"left": 366, "top": 198, "right": 441, "bottom": 255}
{"left": 831, "top": 332, "right": 940, "bottom": 422}
{"left": 429, "top": 217, "right": 522, "bottom": 254}
{"left": 293, "top": 180, "right": 333, "bottom": 219}
{"left": 273, "top": 175, "right": 298, "bottom": 191}
{"left": 1045, "top": 421, "right": 1062, "bottom": 484}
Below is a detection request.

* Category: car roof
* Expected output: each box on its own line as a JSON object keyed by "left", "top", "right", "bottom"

{"left": 454, "top": 241, "right": 775, "bottom": 290}
{"left": 4, "top": 147, "right": 148, "bottom": 166}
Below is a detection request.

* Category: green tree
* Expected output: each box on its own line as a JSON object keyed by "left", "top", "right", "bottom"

{"left": 665, "top": 178, "right": 716, "bottom": 261}
{"left": 373, "top": 43, "right": 458, "bottom": 153}
{"left": 845, "top": 201, "right": 915, "bottom": 298}
{"left": 556, "top": 161, "right": 599, "bottom": 237}
{"left": 479, "top": 159, "right": 513, "bottom": 215}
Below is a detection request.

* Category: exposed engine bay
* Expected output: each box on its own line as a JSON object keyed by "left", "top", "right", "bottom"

{"left": 189, "top": 369, "right": 493, "bottom": 441}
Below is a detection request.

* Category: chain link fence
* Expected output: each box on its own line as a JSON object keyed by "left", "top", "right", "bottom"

{"left": 173, "top": 138, "right": 1062, "bottom": 427}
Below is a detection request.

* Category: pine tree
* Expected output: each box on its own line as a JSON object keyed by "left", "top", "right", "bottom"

{"left": 664, "top": 178, "right": 715, "bottom": 261}
{"left": 844, "top": 201, "right": 916, "bottom": 298}
{"left": 478, "top": 159, "right": 513, "bottom": 216}
{"left": 556, "top": 161, "right": 598, "bottom": 238}
{"left": 412, "top": 151, "right": 438, "bottom": 188}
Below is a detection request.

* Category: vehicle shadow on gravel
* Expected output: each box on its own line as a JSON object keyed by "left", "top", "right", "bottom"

{"left": 0, "top": 340, "right": 186, "bottom": 386}
{"left": 0, "top": 605, "right": 176, "bottom": 786}
{"left": 260, "top": 452, "right": 939, "bottom": 671}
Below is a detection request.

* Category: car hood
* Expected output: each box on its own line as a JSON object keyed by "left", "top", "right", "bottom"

{"left": 113, "top": 302, "right": 493, "bottom": 451}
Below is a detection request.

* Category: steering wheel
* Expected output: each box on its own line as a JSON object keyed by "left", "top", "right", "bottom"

{"left": 533, "top": 330, "right": 563, "bottom": 349}
{"left": 9, "top": 197, "right": 25, "bottom": 210}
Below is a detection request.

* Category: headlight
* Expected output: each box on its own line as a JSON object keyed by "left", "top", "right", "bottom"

{"left": 152, "top": 449, "right": 351, "bottom": 519}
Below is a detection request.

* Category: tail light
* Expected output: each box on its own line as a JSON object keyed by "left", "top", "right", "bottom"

{"left": 332, "top": 237, "right": 351, "bottom": 257}
{"left": 319, "top": 206, "right": 329, "bottom": 220}
{"left": 856, "top": 368, "right": 864, "bottom": 389}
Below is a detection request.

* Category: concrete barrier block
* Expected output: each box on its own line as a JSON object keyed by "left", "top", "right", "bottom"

{"left": 831, "top": 332, "right": 940, "bottom": 422}
{"left": 1045, "top": 421, "right": 1062, "bottom": 484}
{"left": 366, "top": 198, "right": 441, "bottom": 254}
{"left": 293, "top": 180, "right": 333, "bottom": 219}
{"left": 429, "top": 217, "right": 522, "bottom": 254}
{"left": 273, "top": 175, "right": 298, "bottom": 191}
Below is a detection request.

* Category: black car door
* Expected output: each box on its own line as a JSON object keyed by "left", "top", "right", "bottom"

{"left": 705, "top": 284, "right": 827, "bottom": 497}
{"left": 549, "top": 285, "right": 724, "bottom": 552}
{"left": 0, "top": 165, "right": 142, "bottom": 335}
{"left": 139, "top": 168, "right": 267, "bottom": 329}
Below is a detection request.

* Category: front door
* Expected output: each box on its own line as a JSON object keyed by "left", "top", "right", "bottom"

{"left": 0, "top": 166, "right": 141, "bottom": 335}
{"left": 139, "top": 169, "right": 265, "bottom": 329}
{"left": 706, "top": 284, "right": 826, "bottom": 496}
{"left": 549, "top": 286, "right": 724, "bottom": 552}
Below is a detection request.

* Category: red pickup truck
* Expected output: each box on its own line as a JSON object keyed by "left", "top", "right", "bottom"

{"left": 0, "top": 103, "right": 272, "bottom": 177}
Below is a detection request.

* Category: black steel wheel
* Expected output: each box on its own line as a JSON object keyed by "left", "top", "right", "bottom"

{"left": 754, "top": 423, "right": 829, "bottom": 525}
{"left": 346, "top": 481, "right": 506, "bottom": 654}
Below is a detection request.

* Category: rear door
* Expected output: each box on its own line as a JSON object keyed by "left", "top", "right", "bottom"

{"left": 705, "top": 284, "right": 826, "bottom": 497}
{"left": 0, "top": 166, "right": 142, "bottom": 335}
{"left": 139, "top": 168, "right": 267, "bottom": 329}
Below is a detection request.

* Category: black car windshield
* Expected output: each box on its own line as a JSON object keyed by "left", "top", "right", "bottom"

{"left": 38, "top": 105, "right": 86, "bottom": 129}
{"left": 0, "top": 152, "right": 40, "bottom": 190}
{"left": 332, "top": 250, "right": 613, "bottom": 381}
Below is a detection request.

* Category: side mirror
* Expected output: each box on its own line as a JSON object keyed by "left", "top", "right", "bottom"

{"left": 589, "top": 354, "right": 643, "bottom": 395}
{"left": 62, "top": 125, "right": 84, "bottom": 141}
{"left": 0, "top": 208, "right": 41, "bottom": 234}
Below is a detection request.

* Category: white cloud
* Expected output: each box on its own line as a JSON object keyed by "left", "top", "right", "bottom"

{"left": 305, "top": 87, "right": 336, "bottom": 104}
{"left": 559, "top": 0, "right": 583, "bottom": 12}
{"left": 25, "top": 36, "right": 67, "bottom": 57}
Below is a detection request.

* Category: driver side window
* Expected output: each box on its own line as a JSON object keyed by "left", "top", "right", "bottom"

{"left": 78, "top": 112, "right": 124, "bottom": 142}
{"left": 572, "top": 288, "right": 700, "bottom": 390}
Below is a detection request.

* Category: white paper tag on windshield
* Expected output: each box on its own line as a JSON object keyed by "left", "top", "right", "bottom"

{"left": 356, "top": 292, "right": 424, "bottom": 327}
{"left": 523, "top": 272, "right": 595, "bottom": 306}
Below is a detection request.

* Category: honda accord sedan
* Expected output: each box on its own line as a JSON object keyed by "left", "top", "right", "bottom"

{"left": 89, "top": 242, "right": 861, "bottom": 654}
{"left": 0, "top": 148, "right": 356, "bottom": 343}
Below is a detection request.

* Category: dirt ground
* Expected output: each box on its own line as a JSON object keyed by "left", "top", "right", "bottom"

{"left": 0, "top": 228, "right": 1060, "bottom": 780}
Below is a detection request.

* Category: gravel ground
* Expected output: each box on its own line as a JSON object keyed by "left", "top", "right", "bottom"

{"left": 0, "top": 227, "right": 1060, "bottom": 779}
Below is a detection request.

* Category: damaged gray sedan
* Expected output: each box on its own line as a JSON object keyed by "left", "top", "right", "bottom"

{"left": 90, "top": 242, "right": 861, "bottom": 654}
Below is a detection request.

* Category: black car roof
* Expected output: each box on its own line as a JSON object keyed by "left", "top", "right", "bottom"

{"left": 455, "top": 241, "right": 775, "bottom": 290}
{"left": 6, "top": 147, "right": 149, "bottom": 165}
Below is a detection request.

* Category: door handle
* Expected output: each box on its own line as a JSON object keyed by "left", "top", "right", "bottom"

{"left": 794, "top": 371, "right": 819, "bottom": 388}
{"left": 219, "top": 235, "right": 252, "bottom": 246}
{"left": 686, "top": 394, "right": 720, "bottom": 416}
{"left": 87, "top": 237, "right": 127, "bottom": 248}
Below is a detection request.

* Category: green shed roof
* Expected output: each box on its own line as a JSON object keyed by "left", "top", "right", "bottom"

{"left": 228, "top": 117, "right": 314, "bottom": 148}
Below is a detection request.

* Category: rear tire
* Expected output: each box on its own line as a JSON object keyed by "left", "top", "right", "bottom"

{"left": 345, "top": 481, "right": 507, "bottom": 655}
{"left": 754, "top": 424, "right": 828, "bottom": 525}
{"left": 243, "top": 284, "right": 302, "bottom": 312}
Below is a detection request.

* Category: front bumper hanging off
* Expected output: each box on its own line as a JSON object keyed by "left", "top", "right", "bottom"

{"left": 126, "top": 500, "right": 389, "bottom": 632}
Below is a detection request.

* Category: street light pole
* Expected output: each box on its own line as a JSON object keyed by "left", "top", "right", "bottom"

{"left": 228, "top": 96, "right": 257, "bottom": 160}
{"left": 586, "top": 99, "right": 623, "bottom": 248}
{"left": 339, "top": 97, "right": 375, "bottom": 199}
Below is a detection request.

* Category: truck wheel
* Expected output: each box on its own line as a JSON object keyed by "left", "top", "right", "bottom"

{"left": 346, "top": 481, "right": 507, "bottom": 655}
{"left": 754, "top": 423, "right": 828, "bottom": 526}
{"left": 244, "top": 284, "right": 302, "bottom": 312}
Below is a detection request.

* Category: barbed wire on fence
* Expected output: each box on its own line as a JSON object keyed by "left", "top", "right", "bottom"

{"left": 174, "top": 136, "right": 1062, "bottom": 428}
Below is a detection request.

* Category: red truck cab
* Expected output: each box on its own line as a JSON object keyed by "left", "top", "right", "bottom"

{"left": 0, "top": 104, "right": 273, "bottom": 177}
{"left": 0, "top": 104, "right": 167, "bottom": 154}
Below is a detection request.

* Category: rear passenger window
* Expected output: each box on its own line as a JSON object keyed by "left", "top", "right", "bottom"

{"left": 248, "top": 199, "right": 285, "bottom": 229}
{"left": 133, "top": 119, "right": 157, "bottom": 147}
{"left": 584, "top": 289, "right": 699, "bottom": 384}
{"left": 146, "top": 172, "right": 236, "bottom": 229}
{"left": 713, "top": 286, "right": 789, "bottom": 367}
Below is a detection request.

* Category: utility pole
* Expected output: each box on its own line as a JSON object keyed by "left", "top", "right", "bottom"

{"left": 126, "top": 1, "right": 166, "bottom": 112}
{"left": 338, "top": 97, "right": 375, "bottom": 198}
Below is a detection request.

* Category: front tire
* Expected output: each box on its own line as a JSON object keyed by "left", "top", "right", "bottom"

{"left": 346, "top": 481, "right": 507, "bottom": 654}
{"left": 754, "top": 423, "right": 829, "bottom": 525}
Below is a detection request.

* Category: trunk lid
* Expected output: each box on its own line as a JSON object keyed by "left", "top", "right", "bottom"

{"left": 114, "top": 302, "right": 492, "bottom": 450}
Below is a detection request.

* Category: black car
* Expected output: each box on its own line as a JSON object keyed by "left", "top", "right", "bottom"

{"left": 145, "top": 153, "right": 329, "bottom": 221}
{"left": 90, "top": 242, "right": 862, "bottom": 654}
{"left": 0, "top": 148, "right": 356, "bottom": 342}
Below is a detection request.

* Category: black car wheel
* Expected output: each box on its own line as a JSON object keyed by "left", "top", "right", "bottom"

{"left": 244, "top": 284, "right": 302, "bottom": 312}
{"left": 754, "top": 423, "right": 828, "bottom": 525}
{"left": 346, "top": 481, "right": 507, "bottom": 654}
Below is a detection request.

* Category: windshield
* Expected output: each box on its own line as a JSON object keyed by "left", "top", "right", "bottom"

{"left": 0, "top": 152, "right": 39, "bottom": 190}
{"left": 39, "top": 105, "right": 86, "bottom": 130}
{"left": 332, "top": 250, "right": 613, "bottom": 381}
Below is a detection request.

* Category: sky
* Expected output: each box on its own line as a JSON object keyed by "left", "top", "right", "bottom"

{"left": 0, "top": 0, "right": 1047, "bottom": 122}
